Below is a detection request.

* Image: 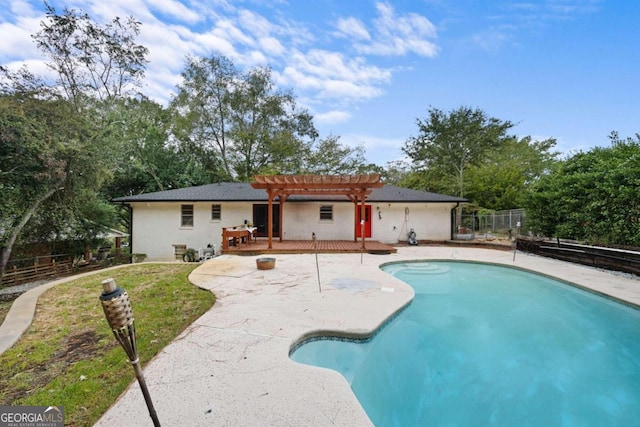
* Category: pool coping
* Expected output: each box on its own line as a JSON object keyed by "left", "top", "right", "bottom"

{"left": 381, "top": 258, "right": 640, "bottom": 310}
{"left": 92, "top": 247, "right": 640, "bottom": 426}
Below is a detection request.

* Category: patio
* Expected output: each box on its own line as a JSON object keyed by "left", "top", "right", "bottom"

{"left": 221, "top": 238, "right": 398, "bottom": 255}
{"left": 95, "top": 246, "right": 640, "bottom": 426}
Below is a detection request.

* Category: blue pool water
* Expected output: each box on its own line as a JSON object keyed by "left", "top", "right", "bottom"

{"left": 290, "top": 261, "right": 640, "bottom": 427}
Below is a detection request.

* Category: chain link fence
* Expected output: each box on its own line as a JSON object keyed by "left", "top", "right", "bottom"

{"left": 455, "top": 209, "right": 528, "bottom": 240}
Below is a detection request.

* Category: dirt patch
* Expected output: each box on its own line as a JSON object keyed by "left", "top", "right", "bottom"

{"left": 1, "top": 328, "right": 115, "bottom": 404}
{"left": 0, "top": 263, "right": 213, "bottom": 425}
{"left": 0, "top": 285, "right": 115, "bottom": 404}
{"left": 55, "top": 328, "right": 113, "bottom": 364}
{"left": 196, "top": 257, "right": 253, "bottom": 277}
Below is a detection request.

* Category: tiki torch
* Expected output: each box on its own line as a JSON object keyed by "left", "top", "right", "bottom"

{"left": 99, "top": 278, "right": 161, "bottom": 427}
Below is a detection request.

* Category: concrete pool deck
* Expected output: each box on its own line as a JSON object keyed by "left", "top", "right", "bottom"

{"left": 95, "top": 247, "right": 640, "bottom": 426}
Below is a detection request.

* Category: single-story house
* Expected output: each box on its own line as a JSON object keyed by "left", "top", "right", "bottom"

{"left": 112, "top": 175, "right": 468, "bottom": 262}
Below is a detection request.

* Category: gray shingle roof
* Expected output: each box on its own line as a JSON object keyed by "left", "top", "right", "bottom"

{"left": 367, "top": 185, "right": 468, "bottom": 203}
{"left": 112, "top": 183, "right": 265, "bottom": 202}
{"left": 112, "top": 182, "right": 468, "bottom": 203}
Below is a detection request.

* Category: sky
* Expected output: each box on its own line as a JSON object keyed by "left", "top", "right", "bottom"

{"left": 1, "top": 0, "right": 639, "bottom": 166}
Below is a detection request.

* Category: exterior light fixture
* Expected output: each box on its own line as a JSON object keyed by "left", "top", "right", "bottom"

{"left": 99, "top": 278, "right": 161, "bottom": 427}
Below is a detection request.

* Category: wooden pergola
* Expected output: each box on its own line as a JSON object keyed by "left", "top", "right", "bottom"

{"left": 251, "top": 174, "right": 384, "bottom": 249}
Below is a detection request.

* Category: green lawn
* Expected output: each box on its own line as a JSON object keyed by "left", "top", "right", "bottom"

{"left": 0, "top": 263, "right": 215, "bottom": 426}
{"left": 0, "top": 299, "right": 12, "bottom": 326}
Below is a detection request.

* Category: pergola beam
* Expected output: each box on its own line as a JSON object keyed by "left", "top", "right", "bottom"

{"left": 252, "top": 174, "right": 383, "bottom": 189}
{"left": 251, "top": 175, "right": 384, "bottom": 249}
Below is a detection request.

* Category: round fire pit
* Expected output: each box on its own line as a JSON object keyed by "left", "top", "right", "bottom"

{"left": 256, "top": 257, "right": 276, "bottom": 270}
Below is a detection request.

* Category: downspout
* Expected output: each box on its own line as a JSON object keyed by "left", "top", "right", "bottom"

{"left": 450, "top": 203, "right": 460, "bottom": 240}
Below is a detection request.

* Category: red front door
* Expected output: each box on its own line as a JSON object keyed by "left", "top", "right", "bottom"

{"left": 356, "top": 204, "right": 372, "bottom": 238}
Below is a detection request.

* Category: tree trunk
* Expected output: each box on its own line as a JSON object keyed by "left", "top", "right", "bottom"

{"left": 0, "top": 187, "right": 62, "bottom": 283}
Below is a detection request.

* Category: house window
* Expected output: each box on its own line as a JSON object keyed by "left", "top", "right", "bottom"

{"left": 319, "top": 205, "right": 333, "bottom": 221}
{"left": 211, "top": 204, "right": 221, "bottom": 221}
{"left": 181, "top": 204, "right": 194, "bottom": 227}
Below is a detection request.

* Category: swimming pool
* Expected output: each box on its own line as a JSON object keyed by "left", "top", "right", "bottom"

{"left": 290, "top": 261, "right": 640, "bottom": 426}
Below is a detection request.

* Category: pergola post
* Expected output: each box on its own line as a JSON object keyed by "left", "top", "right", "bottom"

{"left": 251, "top": 175, "right": 384, "bottom": 250}
{"left": 267, "top": 189, "right": 274, "bottom": 249}
{"left": 278, "top": 193, "right": 288, "bottom": 242}
{"left": 352, "top": 199, "right": 358, "bottom": 242}
{"left": 359, "top": 191, "right": 366, "bottom": 249}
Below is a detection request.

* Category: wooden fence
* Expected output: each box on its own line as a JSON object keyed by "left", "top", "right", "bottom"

{"left": 1, "top": 258, "right": 74, "bottom": 287}
{"left": 517, "top": 237, "right": 640, "bottom": 275}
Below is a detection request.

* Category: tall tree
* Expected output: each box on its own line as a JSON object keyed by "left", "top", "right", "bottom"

{"left": 301, "top": 135, "right": 375, "bottom": 175}
{"left": 380, "top": 160, "right": 412, "bottom": 186}
{"left": 524, "top": 132, "right": 640, "bottom": 246}
{"left": 103, "top": 97, "right": 217, "bottom": 197}
{"left": 171, "top": 54, "right": 317, "bottom": 180}
{"left": 227, "top": 66, "right": 317, "bottom": 178}
{"left": 1, "top": 4, "right": 148, "bottom": 276}
{"left": 403, "top": 106, "right": 514, "bottom": 198}
{"left": 171, "top": 55, "right": 236, "bottom": 179}
{"left": 465, "top": 136, "right": 558, "bottom": 210}
{"left": 34, "top": 3, "right": 148, "bottom": 106}
{"left": 0, "top": 94, "right": 85, "bottom": 276}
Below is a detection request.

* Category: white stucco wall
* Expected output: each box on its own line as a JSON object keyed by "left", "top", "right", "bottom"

{"left": 282, "top": 202, "right": 456, "bottom": 243}
{"left": 129, "top": 202, "right": 255, "bottom": 262}
{"left": 369, "top": 202, "right": 456, "bottom": 243}
{"left": 128, "top": 201, "right": 458, "bottom": 261}
{"left": 282, "top": 202, "right": 355, "bottom": 240}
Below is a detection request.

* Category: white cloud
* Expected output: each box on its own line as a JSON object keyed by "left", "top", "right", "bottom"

{"left": 192, "top": 31, "right": 240, "bottom": 58}
{"left": 237, "top": 9, "right": 275, "bottom": 38}
{"left": 375, "top": 2, "right": 437, "bottom": 38}
{"left": 259, "top": 36, "right": 286, "bottom": 57}
{"left": 280, "top": 49, "right": 390, "bottom": 103}
{"left": 476, "top": 0, "right": 602, "bottom": 52}
{"left": 84, "top": 1, "right": 146, "bottom": 23}
{"left": 7, "top": 0, "right": 39, "bottom": 17}
{"left": 338, "top": 133, "right": 407, "bottom": 164}
{"left": 343, "top": 133, "right": 405, "bottom": 150}
{"left": 147, "top": 0, "right": 203, "bottom": 24}
{"left": 214, "top": 19, "right": 255, "bottom": 47}
{"left": 351, "top": 2, "right": 439, "bottom": 57}
{"left": 471, "top": 28, "right": 513, "bottom": 52}
{"left": 0, "top": 20, "right": 40, "bottom": 60}
{"left": 314, "top": 110, "right": 351, "bottom": 124}
{"left": 2, "top": 58, "right": 54, "bottom": 80}
{"left": 321, "top": 79, "right": 383, "bottom": 100}
{"left": 242, "top": 50, "right": 269, "bottom": 67}
{"left": 473, "top": 1, "right": 585, "bottom": 52}
{"left": 143, "top": 68, "right": 183, "bottom": 104}
{"left": 541, "top": 135, "right": 588, "bottom": 158}
{"left": 545, "top": 0, "right": 601, "bottom": 17}
{"left": 140, "top": 22, "right": 196, "bottom": 68}
{"left": 334, "top": 17, "right": 370, "bottom": 41}
{"left": 290, "top": 49, "right": 391, "bottom": 85}
{"left": 0, "top": 0, "right": 410, "bottom": 132}
{"left": 279, "top": 66, "right": 319, "bottom": 90}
